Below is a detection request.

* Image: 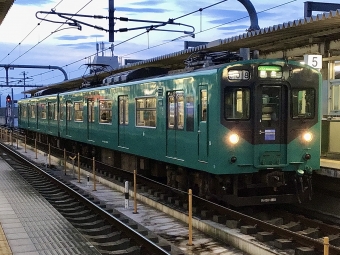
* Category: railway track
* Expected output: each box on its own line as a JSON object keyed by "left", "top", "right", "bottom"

{"left": 4, "top": 133, "right": 340, "bottom": 255}
{"left": 0, "top": 141, "right": 182, "bottom": 255}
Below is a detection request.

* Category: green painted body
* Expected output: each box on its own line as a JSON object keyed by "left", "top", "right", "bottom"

{"left": 18, "top": 59, "right": 321, "bottom": 176}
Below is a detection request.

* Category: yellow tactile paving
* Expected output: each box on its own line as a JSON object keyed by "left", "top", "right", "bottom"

{"left": 0, "top": 223, "right": 12, "bottom": 255}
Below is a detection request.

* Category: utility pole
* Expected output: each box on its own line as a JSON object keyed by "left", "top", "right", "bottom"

{"left": 21, "top": 71, "right": 28, "bottom": 93}
{"left": 109, "top": 0, "right": 114, "bottom": 42}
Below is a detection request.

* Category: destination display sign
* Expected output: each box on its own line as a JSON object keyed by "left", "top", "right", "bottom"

{"left": 258, "top": 65, "right": 282, "bottom": 79}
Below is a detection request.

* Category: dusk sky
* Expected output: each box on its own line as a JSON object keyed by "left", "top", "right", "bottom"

{"left": 0, "top": 0, "right": 340, "bottom": 100}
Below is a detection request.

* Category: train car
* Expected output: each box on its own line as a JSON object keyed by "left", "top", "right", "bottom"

{"left": 18, "top": 57, "right": 321, "bottom": 206}
{"left": 18, "top": 95, "right": 59, "bottom": 137}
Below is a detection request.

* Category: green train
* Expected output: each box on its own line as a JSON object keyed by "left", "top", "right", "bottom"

{"left": 18, "top": 58, "right": 321, "bottom": 206}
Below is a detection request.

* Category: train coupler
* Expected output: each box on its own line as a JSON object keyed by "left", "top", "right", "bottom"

{"left": 294, "top": 168, "right": 313, "bottom": 203}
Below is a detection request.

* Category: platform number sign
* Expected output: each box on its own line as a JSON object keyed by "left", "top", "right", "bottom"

{"left": 303, "top": 54, "right": 322, "bottom": 69}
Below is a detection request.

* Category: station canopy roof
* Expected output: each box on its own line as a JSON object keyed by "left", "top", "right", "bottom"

{"left": 26, "top": 9, "right": 340, "bottom": 96}
{"left": 0, "top": 0, "right": 14, "bottom": 25}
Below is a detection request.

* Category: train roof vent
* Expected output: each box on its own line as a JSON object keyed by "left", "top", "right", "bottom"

{"left": 184, "top": 51, "right": 242, "bottom": 68}
{"left": 33, "top": 88, "right": 67, "bottom": 97}
{"left": 102, "top": 67, "right": 168, "bottom": 85}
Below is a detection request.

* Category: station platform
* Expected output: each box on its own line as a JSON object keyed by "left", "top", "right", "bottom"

{"left": 319, "top": 158, "right": 340, "bottom": 178}
{"left": 3, "top": 142, "right": 278, "bottom": 255}
{"left": 0, "top": 154, "right": 102, "bottom": 255}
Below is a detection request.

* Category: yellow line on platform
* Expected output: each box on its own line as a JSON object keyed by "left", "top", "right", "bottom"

{"left": 0, "top": 223, "right": 12, "bottom": 255}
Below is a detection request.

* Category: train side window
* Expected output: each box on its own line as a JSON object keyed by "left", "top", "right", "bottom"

{"left": 53, "top": 103, "right": 58, "bottom": 120}
{"left": 99, "top": 100, "right": 113, "bottom": 124}
{"left": 167, "top": 91, "right": 184, "bottom": 130}
{"left": 168, "top": 94, "right": 175, "bottom": 128}
{"left": 186, "top": 96, "right": 194, "bottom": 132}
{"left": 88, "top": 100, "right": 95, "bottom": 122}
{"left": 66, "top": 101, "right": 73, "bottom": 121}
{"left": 23, "top": 104, "right": 27, "bottom": 118}
{"left": 200, "top": 90, "right": 207, "bottom": 122}
{"left": 74, "top": 102, "right": 83, "bottom": 121}
{"left": 136, "top": 97, "right": 156, "bottom": 127}
{"left": 119, "top": 96, "right": 128, "bottom": 125}
{"left": 177, "top": 93, "right": 184, "bottom": 129}
{"left": 60, "top": 103, "right": 64, "bottom": 121}
{"left": 48, "top": 102, "right": 53, "bottom": 120}
{"left": 292, "top": 89, "right": 315, "bottom": 119}
{"left": 41, "top": 104, "right": 46, "bottom": 119}
{"left": 224, "top": 88, "right": 250, "bottom": 120}
{"left": 30, "top": 104, "right": 36, "bottom": 118}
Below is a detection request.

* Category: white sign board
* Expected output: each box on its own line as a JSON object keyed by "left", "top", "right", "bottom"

{"left": 303, "top": 54, "right": 322, "bottom": 69}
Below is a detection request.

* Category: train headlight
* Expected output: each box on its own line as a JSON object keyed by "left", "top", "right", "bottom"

{"left": 228, "top": 133, "right": 240, "bottom": 145}
{"left": 302, "top": 132, "right": 313, "bottom": 142}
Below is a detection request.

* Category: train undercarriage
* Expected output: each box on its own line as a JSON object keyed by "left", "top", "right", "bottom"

{"left": 26, "top": 131, "right": 313, "bottom": 207}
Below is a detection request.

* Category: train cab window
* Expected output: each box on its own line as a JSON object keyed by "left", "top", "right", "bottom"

{"left": 292, "top": 89, "right": 315, "bottom": 119}
{"left": 224, "top": 88, "right": 250, "bottom": 120}
{"left": 119, "top": 96, "right": 128, "bottom": 125}
{"left": 66, "top": 101, "right": 73, "bottom": 121}
{"left": 74, "top": 102, "right": 83, "bottom": 122}
{"left": 99, "top": 100, "right": 112, "bottom": 124}
{"left": 41, "top": 104, "right": 47, "bottom": 119}
{"left": 136, "top": 97, "right": 156, "bottom": 127}
{"left": 30, "top": 104, "right": 36, "bottom": 118}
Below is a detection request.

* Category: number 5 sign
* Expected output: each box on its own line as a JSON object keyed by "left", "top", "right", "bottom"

{"left": 303, "top": 54, "right": 322, "bottom": 69}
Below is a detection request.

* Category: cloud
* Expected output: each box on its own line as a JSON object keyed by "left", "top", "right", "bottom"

{"left": 131, "top": 0, "right": 166, "bottom": 5}
{"left": 15, "top": 0, "right": 53, "bottom": 6}
{"left": 217, "top": 25, "right": 249, "bottom": 31}
{"left": 55, "top": 35, "right": 89, "bottom": 41}
{"left": 90, "top": 34, "right": 105, "bottom": 38}
{"left": 115, "top": 7, "right": 166, "bottom": 14}
{"left": 57, "top": 42, "right": 97, "bottom": 50}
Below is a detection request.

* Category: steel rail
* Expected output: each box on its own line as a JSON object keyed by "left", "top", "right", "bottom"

{"left": 0, "top": 141, "right": 171, "bottom": 255}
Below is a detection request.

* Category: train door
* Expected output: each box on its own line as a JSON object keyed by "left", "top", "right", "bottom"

{"left": 118, "top": 95, "right": 128, "bottom": 148}
{"left": 198, "top": 87, "right": 208, "bottom": 162}
{"left": 254, "top": 85, "right": 287, "bottom": 166}
{"left": 87, "top": 99, "right": 95, "bottom": 141}
{"left": 166, "top": 91, "right": 184, "bottom": 158}
{"left": 66, "top": 101, "right": 72, "bottom": 136}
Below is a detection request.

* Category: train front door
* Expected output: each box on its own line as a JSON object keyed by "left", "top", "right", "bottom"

{"left": 87, "top": 99, "right": 95, "bottom": 141}
{"left": 166, "top": 91, "right": 184, "bottom": 158}
{"left": 198, "top": 87, "right": 208, "bottom": 162}
{"left": 254, "top": 85, "right": 287, "bottom": 167}
{"left": 118, "top": 95, "right": 128, "bottom": 148}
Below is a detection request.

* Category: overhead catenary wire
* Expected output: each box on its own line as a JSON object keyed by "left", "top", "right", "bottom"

{"left": 0, "top": 0, "right": 64, "bottom": 64}
{"left": 121, "top": 0, "right": 297, "bottom": 57}
{"left": 8, "top": 0, "right": 298, "bottom": 84}
{"left": 7, "top": 0, "right": 93, "bottom": 66}
{"left": 23, "top": 0, "right": 246, "bottom": 82}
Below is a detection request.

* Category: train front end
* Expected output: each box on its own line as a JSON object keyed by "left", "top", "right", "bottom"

{"left": 218, "top": 59, "right": 321, "bottom": 206}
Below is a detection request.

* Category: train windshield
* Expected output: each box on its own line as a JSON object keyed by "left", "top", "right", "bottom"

{"left": 224, "top": 88, "right": 250, "bottom": 120}
{"left": 291, "top": 89, "right": 315, "bottom": 119}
